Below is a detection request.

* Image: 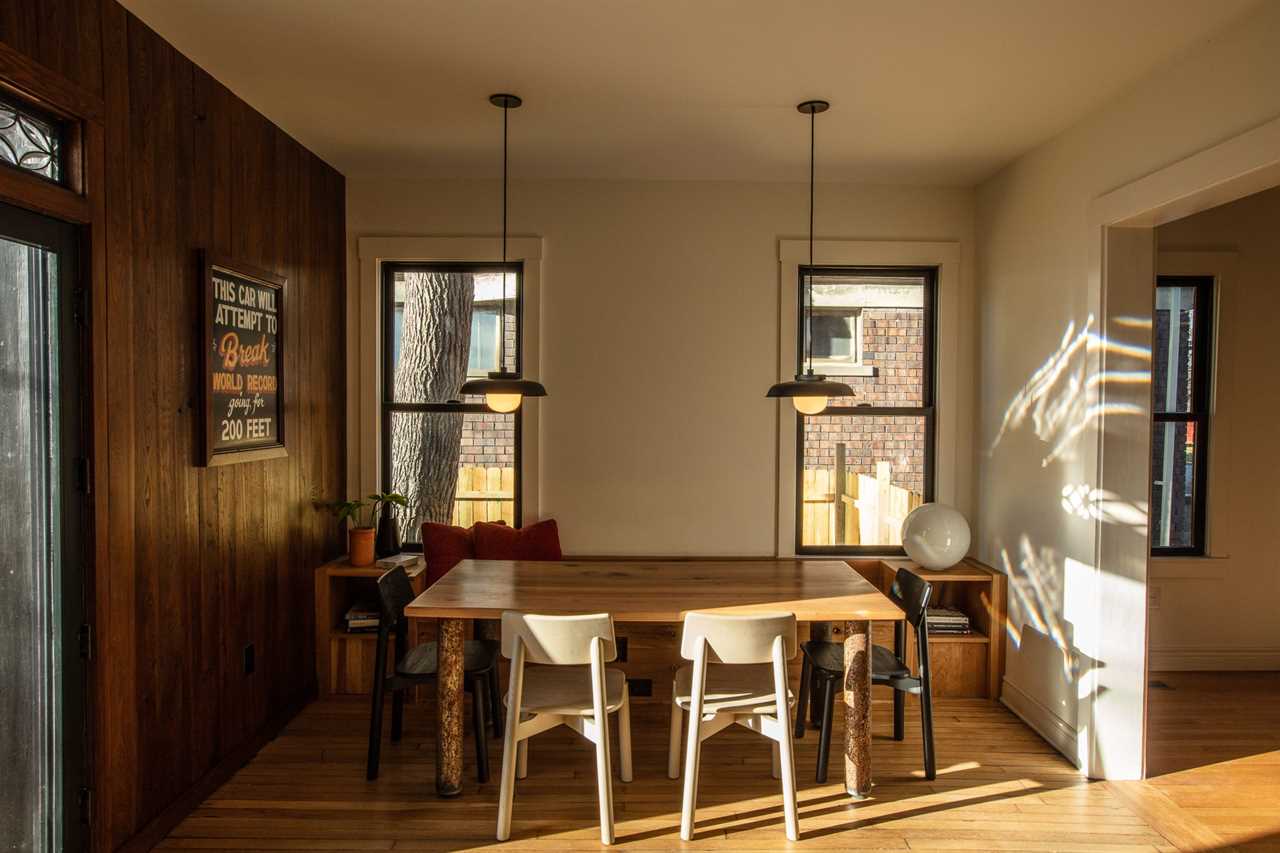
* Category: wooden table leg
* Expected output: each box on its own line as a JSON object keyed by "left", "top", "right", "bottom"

{"left": 843, "top": 619, "right": 872, "bottom": 798}
{"left": 436, "top": 617, "right": 465, "bottom": 797}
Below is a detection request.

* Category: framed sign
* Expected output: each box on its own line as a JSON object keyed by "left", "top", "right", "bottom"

{"left": 200, "top": 252, "right": 287, "bottom": 466}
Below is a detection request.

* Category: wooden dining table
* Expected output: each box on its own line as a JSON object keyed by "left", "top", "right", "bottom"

{"left": 404, "top": 558, "right": 904, "bottom": 799}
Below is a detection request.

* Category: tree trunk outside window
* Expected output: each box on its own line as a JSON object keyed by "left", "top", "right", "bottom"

{"left": 392, "top": 271, "right": 474, "bottom": 533}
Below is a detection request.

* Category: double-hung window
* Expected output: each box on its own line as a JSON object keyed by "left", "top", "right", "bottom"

{"left": 796, "top": 267, "right": 936, "bottom": 554}
{"left": 381, "top": 262, "right": 522, "bottom": 548}
{"left": 1150, "top": 276, "right": 1213, "bottom": 555}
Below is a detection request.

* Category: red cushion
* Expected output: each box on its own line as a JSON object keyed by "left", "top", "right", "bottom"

{"left": 420, "top": 522, "right": 474, "bottom": 588}
{"left": 473, "top": 519, "right": 562, "bottom": 561}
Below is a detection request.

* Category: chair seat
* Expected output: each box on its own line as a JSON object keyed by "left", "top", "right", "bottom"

{"left": 801, "top": 640, "right": 910, "bottom": 680}
{"left": 674, "top": 664, "right": 796, "bottom": 715}
{"left": 510, "top": 665, "right": 628, "bottom": 716}
{"left": 397, "top": 639, "right": 499, "bottom": 678}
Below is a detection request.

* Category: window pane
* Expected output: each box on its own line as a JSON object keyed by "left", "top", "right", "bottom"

{"left": 390, "top": 270, "right": 517, "bottom": 402}
{"left": 800, "top": 414, "right": 926, "bottom": 547}
{"left": 1150, "top": 420, "right": 1199, "bottom": 549}
{"left": 0, "top": 235, "right": 59, "bottom": 850}
{"left": 0, "top": 96, "right": 62, "bottom": 182}
{"left": 803, "top": 272, "right": 926, "bottom": 406}
{"left": 1153, "top": 285, "right": 1198, "bottom": 413}
{"left": 389, "top": 410, "right": 515, "bottom": 545}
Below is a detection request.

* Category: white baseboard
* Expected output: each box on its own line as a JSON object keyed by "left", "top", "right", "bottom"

{"left": 1000, "top": 678, "right": 1081, "bottom": 768}
{"left": 1148, "top": 647, "right": 1280, "bottom": 671}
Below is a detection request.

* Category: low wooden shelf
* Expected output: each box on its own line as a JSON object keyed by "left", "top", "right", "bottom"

{"left": 314, "top": 558, "right": 430, "bottom": 696}
{"left": 853, "top": 557, "right": 1007, "bottom": 699}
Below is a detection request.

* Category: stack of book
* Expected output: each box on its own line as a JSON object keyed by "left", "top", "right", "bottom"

{"left": 926, "top": 606, "right": 972, "bottom": 635}
{"left": 376, "top": 552, "right": 425, "bottom": 576}
{"left": 344, "top": 602, "right": 380, "bottom": 633}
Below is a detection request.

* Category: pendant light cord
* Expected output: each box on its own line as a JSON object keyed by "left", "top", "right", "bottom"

{"left": 806, "top": 107, "right": 815, "bottom": 375}
{"left": 501, "top": 101, "right": 509, "bottom": 371}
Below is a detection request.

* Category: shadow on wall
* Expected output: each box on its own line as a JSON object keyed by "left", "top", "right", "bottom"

{"left": 985, "top": 313, "right": 1153, "bottom": 741}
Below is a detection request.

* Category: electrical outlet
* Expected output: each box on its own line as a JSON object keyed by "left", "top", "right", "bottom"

{"left": 243, "top": 643, "right": 256, "bottom": 674}
{"left": 1148, "top": 585, "right": 1162, "bottom": 610}
{"left": 616, "top": 637, "right": 628, "bottom": 663}
{"left": 628, "top": 678, "right": 652, "bottom": 697}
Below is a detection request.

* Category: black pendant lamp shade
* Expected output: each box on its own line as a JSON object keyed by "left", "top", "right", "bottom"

{"left": 766, "top": 100, "right": 855, "bottom": 415}
{"left": 459, "top": 93, "right": 547, "bottom": 413}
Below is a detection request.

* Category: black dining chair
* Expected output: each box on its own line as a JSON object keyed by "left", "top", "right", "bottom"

{"left": 794, "top": 568, "right": 935, "bottom": 782}
{"left": 366, "top": 566, "right": 503, "bottom": 782}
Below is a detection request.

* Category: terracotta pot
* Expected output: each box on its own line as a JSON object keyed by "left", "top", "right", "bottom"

{"left": 349, "top": 527, "right": 376, "bottom": 567}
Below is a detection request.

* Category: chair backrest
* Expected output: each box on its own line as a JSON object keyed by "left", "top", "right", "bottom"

{"left": 679, "top": 612, "right": 797, "bottom": 664}
{"left": 888, "top": 568, "right": 932, "bottom": 629}
{"left": 501, "top": 612, "right": 617, "bottom": 665}
{"left": 376, "top": 566, "right": 416, "bottom": 627}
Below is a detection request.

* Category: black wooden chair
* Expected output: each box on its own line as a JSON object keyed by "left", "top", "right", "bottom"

{"left": 794, "top": 568, "right": 936, "bottom": 782}
{"left": 366, "top": 566, "right": 503, "bottom": 782}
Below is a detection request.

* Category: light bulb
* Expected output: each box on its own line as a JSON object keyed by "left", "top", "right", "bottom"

{"left": 485, "top": 392, "right": 523, "bottom": 413}
{"left": 793, "top": 396, "right": 827, "bottom": 415}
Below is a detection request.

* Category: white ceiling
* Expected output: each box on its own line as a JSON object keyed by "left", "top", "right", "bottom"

{"left": 120, "top": 0, "right": 1259, "bottom": 186}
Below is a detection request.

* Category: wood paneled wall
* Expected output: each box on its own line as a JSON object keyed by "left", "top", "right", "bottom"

{"left": 1, "top": 3, "right": 346, "bottom": 850}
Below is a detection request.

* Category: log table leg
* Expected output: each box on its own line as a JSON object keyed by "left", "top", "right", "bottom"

{"left": 843, "top": 619, "right": 872, "bottom": 798}
{"left": 436, "top": 617, "right": 465, "bottom": 797}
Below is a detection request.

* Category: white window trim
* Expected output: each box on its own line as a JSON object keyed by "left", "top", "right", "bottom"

{"left": 775, "top": 239, "right": 962, "bottom": 557}
{"left": 353, "top": 236, "right": 543, "bottom": 522}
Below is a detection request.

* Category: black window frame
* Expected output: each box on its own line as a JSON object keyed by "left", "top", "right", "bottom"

{"left": 795, "top": 265, "right": 937, "bottom": 557}
{"left": 1150, "top": 275, "right": 1213, "bottom": 557}
{"left": 380, "top": 260, "right": 524, "bottom": 550}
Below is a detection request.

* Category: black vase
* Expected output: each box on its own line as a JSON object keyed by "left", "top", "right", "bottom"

{"left": 375, "top": 503, "right": 401, "bottom": 558}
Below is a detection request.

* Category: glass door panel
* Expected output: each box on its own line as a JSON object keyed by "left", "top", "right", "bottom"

{"left": 0, "top": 202, "right": 85, "bottom": 852}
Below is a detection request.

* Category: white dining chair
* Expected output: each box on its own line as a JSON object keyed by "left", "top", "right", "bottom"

{"left": 495, "top": 611, "right": 633, "bottom": 844}
{"left": 668, "top": 611, "right": 799, "bottom": 841}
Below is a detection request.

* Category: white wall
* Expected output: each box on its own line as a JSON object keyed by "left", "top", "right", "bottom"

{"left": 348, "top": 179, "right": 975, "bottom": 556}
{"left": 975, "top": 0, "right": 1280, "bottom": 773}
{"left": 1149, "top": 186, "right": 1280, "bottom": 670}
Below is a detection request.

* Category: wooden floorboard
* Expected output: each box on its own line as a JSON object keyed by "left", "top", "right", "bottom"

{"left": 155, "top": 678, "right": 1279, "bottom": 851}
{"left": 1139, "top": 671, "right": 1280, "bottom": 852}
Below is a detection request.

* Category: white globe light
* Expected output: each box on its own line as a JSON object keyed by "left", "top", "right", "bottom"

{"left": 792, "top": 396, "right": 828, "bottom": 415}
{"left": 900, "top": 503, "right": 971, "bottom": 570}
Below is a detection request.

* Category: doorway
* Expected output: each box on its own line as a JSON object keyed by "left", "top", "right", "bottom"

{"left": 0, "top": 201, "right": 90, "bottom": 851}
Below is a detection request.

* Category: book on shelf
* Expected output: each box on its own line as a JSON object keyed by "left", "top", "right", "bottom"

{"left": 925, "top": 606, "right": 971, "bottom": 634}
{"left": 375, "top": 552, "right": 425, "bottom": 576}
{"left": 343, "top": 601, "right": 381, "bottom": 632}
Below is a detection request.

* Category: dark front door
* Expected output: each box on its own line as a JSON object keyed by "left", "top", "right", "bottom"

{"left": 0, "top": 201, "right": 89, "bottom": 851}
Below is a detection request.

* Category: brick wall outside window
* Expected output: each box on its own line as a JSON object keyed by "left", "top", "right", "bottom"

{"left": 803, "top": 307, "right": 926, "bottom": 496}
{"left": 459, "top": 311, "right": 519, "bottom": 467}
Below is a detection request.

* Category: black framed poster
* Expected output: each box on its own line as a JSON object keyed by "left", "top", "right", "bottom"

{"left": 200, "top": 252, "right": 287, "bottom": 466}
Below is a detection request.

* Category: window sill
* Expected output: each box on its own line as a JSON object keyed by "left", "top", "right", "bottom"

{"left": 810, "top": 362, "right": 877, "bottom": 378}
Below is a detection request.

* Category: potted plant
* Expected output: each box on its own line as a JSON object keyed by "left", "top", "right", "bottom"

{"left": 325, "top": 493, "right": 408, "bottom": 567}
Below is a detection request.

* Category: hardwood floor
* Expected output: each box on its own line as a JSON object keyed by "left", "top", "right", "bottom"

{"left": 1140, "top": 671, "right": 1280, "bottom": 851}
{"left": 153, "top": 685, "right": 1271, "bottom": 853}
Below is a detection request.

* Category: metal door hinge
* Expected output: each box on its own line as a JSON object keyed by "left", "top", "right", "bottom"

{"left": 78, "top": 786, "right": 93, "bottom": 824}
{"left": 73, "top": 288, "right": 90, "bottom": 327}
{"left": 78, "top": 623, "right": 93, "bottom": 662}
{"left": 75, "top": 457, "right": 92, "bottom": 495}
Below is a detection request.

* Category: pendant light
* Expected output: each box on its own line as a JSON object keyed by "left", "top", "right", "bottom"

{"left": 766, "top": 100, "right": 855, "bottom": 414}
{"left": 460, "top": 93, "right": 547, "bottom": 413}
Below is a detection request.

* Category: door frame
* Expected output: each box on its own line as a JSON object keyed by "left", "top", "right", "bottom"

{"left": 1082, "top": 115, "right": 1280, "bottom": 780}
{"left": 0, "top": 40, "right": 108, "bottom": 850}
